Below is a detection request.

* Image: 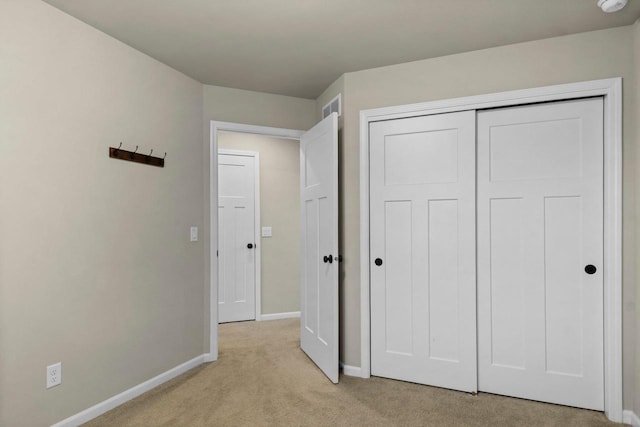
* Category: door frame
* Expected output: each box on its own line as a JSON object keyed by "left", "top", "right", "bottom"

{"left": 217, "top": 148, "right": 261, "bottom": 322}
{"left": 358, "top": 78, "right": 623, "bottom": 422}
{"left": 209, "top": 121, "right": 304, "bottom": 361}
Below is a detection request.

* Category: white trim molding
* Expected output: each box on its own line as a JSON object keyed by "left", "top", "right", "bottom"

{"left": 624, "top": 410, "right": 640, "bottom": 427}
{"left": 51, "top": 355, "right": 207, "bottom": 427}
{"left": 259, "top": 311, "right": 301, "bottom": 321}
{"left": 340, "top": 361, "right": 364, "bottom": 378}
{"left": 210, "top": 121, "right": 305, "bottom": 360}
{"left": 359, "top": 78, "right": 623, "bottom": 422}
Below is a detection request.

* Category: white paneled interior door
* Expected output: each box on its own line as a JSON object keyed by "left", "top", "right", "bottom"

{"left": 477, "top": 98, "right": 604, "bottom": 410}
{"left": 369, "top": 111, "right": 477, "bottom": 392}
{"left": 300, "top": 113, "right": 339, "bottom": 383}
{"left": 218, "top": 152, "right": 257, "bottom": 323}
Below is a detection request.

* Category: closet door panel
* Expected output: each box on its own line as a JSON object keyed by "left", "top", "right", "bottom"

{"left": 370, "top": 110, "right": 477, "bottom": 393}
{"left": 477, "top": 98, "right": 604, "bottom": 411}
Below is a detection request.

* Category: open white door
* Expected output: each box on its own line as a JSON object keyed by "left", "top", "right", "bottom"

{"left": 300, "top": 112, "right": 339, "bottom": 383}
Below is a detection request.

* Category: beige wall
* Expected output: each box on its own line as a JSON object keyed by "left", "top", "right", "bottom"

{"left": 204, "top": 85, "right": 317, "bottom": 131}
{"left": 330, "top": 25, "right": 638, "bottom": 410}
{"left": 218, "top": 132, "right": 300, "bottom": 315}
{"left": 0, "top": 1, "right": 205, "bottom": 425}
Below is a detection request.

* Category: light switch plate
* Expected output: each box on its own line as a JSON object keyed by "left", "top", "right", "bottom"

{"left": 190, "top": 226, "right": 198, "bottom": 242}
{"left": 261, "top": 227, "right": 272, "bottom": 237}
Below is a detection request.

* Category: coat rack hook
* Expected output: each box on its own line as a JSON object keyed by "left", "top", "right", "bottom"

{"left": 163, "top": 152, "right": 167, "bottom": 160}
{"left": 109, "top": 143, "right": 164, "bottom": 167}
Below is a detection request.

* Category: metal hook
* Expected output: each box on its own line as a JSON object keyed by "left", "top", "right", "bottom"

{"left": 130, "top": 145, "right": 138, "bottom": 159}
{"left": 145, "top": 149, "right": 153, "bottom": 163}
{"left": 148, "top": 149, "right": 153, "bottom": 157}
{"left": 114, "top": 142, "right": 122, "bottom": 155}
{"left": 163, "top": 152, "right": 167, "bottom": 160}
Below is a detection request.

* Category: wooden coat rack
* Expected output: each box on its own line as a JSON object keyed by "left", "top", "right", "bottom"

{"left": 109, "top": 143, "right": 165, "bottom": 167}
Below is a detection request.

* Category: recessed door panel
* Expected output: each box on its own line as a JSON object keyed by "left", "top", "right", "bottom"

{"left": 489, "top": 118, "right": 581, "bottom": 181}
{"left": 384, "top": 200, "right": 413, "bottom": 355}
{"left": 384, "top": 129, "right": 459, "bottom": 185}
{"left": 427, "top": 199, "right": 460, "bottom": 362}
{"left": 317, "top": 195, "right": 332, "bottom": 346}
{"left": 489, "top": 198, "right": 526, "bottom": 369}
{"left": 303, "top": 199, "right": 318, "bottom": 334}
{"left": 544, "top": 196, "right": 583, "bottom": 376}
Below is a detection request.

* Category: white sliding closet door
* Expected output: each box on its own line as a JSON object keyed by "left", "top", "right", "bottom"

{"left": 370, "top": 111, "right": 477, "bottom": 392}
{"left": 477, "top": 98, "right": 604, "bottom": 410}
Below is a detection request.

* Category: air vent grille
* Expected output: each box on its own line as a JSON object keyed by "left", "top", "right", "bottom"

{"left": 322, "top": 93, "right": 342, "bottom": 119}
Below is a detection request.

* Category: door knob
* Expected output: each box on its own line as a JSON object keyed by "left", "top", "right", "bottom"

{"left": 323, "top": 255, "right": 333, "bottom": 264}
{"left": 585, "top": 264, "right": 597, "bottom": 275}
{"left": 374, "top": 258, "right": 383, "bottom": 266}
{"left": 247, "top": 243, "right": 254, "bottom": 249}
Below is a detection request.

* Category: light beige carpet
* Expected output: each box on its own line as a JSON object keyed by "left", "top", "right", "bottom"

{"left": 84, "top": 319, "right": 619, "bottom": 426}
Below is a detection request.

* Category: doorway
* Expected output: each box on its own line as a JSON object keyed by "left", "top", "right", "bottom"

{"left": 208, "top": 123, "right": 305, "bottom": 359}
{"left": 216, "top": 131, "right": 302, "bottom": 325}
{"left": 209, "top": 116, "right": 341, "bottom": 384}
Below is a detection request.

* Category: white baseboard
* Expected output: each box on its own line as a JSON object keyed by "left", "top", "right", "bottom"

{"left": 259, "top": 311, "right": 300, "bottom": 321}
{"left": 340, "top": 361, "right": 364, "bottom": 378}
{"left": 624, "top": 410, "right": 640, "bottom": 426}
{"left": 203, "top": 352, "right": 217, "bottom": 363}
{"left": 51, "top": 354, "right": 206, "bottom": 427}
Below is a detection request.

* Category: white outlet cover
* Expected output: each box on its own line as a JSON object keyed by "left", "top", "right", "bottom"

{"left": 46, "top": 362, "right": 62, "bottom": 389}
{"left": 261, "top": 227, "right": 272, "bottom": 237}
{"left": 190, "top": 226, "right": 198, "bottom": 242}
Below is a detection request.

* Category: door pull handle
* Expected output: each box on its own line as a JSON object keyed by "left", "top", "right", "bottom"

{"left": 247, "top": 243, "right": 254, "bottom": 249}
{"left": 585, "top": 264, "right": 597, "bottom": 274}
{"left": 323, "top": 255, "right": 333, "bottom": 264}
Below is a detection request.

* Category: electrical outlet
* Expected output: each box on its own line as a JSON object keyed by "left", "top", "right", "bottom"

{"left": 46, "top": 362, "right": 62, "bottom": 389}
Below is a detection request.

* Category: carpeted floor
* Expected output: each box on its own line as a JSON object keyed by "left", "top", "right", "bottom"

{"left": 84, "top": 319, "right": 619, "bottom": 426}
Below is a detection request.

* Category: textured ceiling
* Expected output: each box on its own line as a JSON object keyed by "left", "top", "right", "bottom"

{"left": 43, "top": 0, "right": 640, "bottom": 99}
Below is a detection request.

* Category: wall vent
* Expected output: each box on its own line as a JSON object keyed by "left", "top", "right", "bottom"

{"left": 322, "top": 93, "right": 342, "bottom": 119}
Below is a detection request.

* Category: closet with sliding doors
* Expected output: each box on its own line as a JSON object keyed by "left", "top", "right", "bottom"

{"left": 369, "top": 96, "right": 605, "bottom": 411}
